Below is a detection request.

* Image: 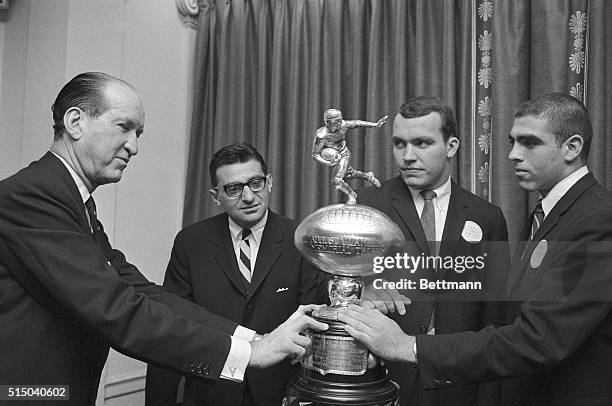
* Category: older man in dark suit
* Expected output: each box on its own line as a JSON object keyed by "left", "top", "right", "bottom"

{"left": 342, "top": 93, "right": 612, "bottom": 406}
{"left": 0, "top": 73, "right": 325, "bottom": 405}
{"left": 145, "top": 143, "right": 329, "bottom": 405}
{"left": 357, "top": 96, "right": 509, "bottom": 406}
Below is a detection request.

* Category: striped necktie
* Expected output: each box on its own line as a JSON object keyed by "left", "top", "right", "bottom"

{"left": 239, "top": 228, "right": 252, "bottom": 282}
{"left": 529, "top": 201, "right": 545, "bottom": 240}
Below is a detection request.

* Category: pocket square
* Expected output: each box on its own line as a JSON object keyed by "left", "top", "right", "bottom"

{"left": 276, "top": 287, "right": 289, "bottom": 293}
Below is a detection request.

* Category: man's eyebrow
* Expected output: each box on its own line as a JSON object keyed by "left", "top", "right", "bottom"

{"left": 509, "top": 134, "right": 542, "bottom": 143}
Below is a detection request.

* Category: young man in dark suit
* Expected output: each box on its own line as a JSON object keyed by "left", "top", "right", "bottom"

{"left": 0, "top": 73, "right": 326, "bottom": 405}
{"left": 342, "top": 93, "right": 612, "bottom": 405}
{"left": 357, "top": 96, "right": 510, "bottom": 406}
{"left": 145, "top": 143, "right": 330, "bottom": 406}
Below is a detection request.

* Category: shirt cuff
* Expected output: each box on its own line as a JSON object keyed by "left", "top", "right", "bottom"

{"left": 233, "top": 325, "right": 256, "bottom": 341}
{"left": 220, "top": 336, "right": 251, "bottom": 382}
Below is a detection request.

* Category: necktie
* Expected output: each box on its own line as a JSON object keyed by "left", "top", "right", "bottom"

{"left": 529, "top": 201, "right": 545, "bottom": 240}
{"left": 420, "top": 190, "right": 437, "bottom": 256}
{"left": 420, "top": 190, "right": 438, "bottom": 335}
{"left": 85, "top": 197, "right": 102, "bottom": 244}
{"left": 239, "top": 229, "right": 252, "bottom": 282}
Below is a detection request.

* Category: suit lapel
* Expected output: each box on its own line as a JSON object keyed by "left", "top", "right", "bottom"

{"left": 506, "top": 223, "right": 531, "bottom": 295}
{"left": 41, "top": 153, "right": 91, "bottom": 236}
{"left": 249, "top": 211, "right": 282, "bottom": 300}
{"left": 438, "top": 182, "right": 467, "bottom": 279}
{"left": 213, "top": 215, "right": 249, "bottom": 297}
{"left": 391, "top": 178, "right": 431, "bottom": 255}
{"left": 506, "top": 173, "right": 597, "bottom": 295}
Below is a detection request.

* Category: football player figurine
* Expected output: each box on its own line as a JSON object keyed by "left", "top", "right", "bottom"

{"left": 312, "top": 108, "right": 387, "bottom": 204}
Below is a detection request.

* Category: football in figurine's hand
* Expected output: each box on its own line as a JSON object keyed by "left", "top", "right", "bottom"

{"left": 320, "top": 147, "right": 338, "bottom": 162}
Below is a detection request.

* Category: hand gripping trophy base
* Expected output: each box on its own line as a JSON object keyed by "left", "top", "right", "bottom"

{"left": 283, "top": 203, "right": 404, "bottom": 405}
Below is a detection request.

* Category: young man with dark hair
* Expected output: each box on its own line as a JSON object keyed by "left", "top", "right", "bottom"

{"left": 357, "top": 96, "right": 510, "bottom": 406}
{"left": 343, "top": 93, "right": 612, "bottom": 406}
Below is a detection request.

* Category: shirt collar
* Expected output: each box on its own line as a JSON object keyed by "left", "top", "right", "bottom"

{"left": 50, "top": 151, "right": 91, "bottom": 204}
{"left": 540, "top": 165, "right": 589, "bottom": 217}
{"left": 228, "top": 210, "right": 268, "bottom": 245}
{"left": 408, "top": 176, "right": 452, "bottom": 203}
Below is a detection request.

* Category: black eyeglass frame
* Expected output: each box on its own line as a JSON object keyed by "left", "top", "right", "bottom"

{"left": 218, "top": 175, "right": 268, "bottom": 198}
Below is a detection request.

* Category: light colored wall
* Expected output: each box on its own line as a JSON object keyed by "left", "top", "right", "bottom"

{"left": 0, "top": 1, "right": 196, "bottom": 404}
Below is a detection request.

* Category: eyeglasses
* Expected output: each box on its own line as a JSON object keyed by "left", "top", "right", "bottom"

{"left": 220, "top": 176, "right": 268, "bottom": 198}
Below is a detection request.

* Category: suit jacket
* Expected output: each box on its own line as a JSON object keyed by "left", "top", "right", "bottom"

{"left": 145, "top": 211, "right": 329, "bottom": 406}
{"left": 0, "top": 153, "right": 241, "bottom": 405}
{"left": 417, "top": 173, "right": 612, "bottom": 406}
{"left": 359, "top": 176, "right": 510, "bottom": 406}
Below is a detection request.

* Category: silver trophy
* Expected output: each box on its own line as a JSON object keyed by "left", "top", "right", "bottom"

{"left": 283, "top": 110, "right": 403, "bottom": 405}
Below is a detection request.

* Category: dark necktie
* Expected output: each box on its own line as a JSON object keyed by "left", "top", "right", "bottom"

{"left": 529, "top": 201, "right": 545, "bottom": 240}
{"left": 420, "top": 190, "right": 437, "bottom": 256}
{"left": 85, "top": 197, "right": 103, "bottom": 245}
{"left": 239, "top": 228, "right": 252, "bottom": 282}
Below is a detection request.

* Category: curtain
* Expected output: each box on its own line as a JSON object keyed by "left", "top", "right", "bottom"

{"left": 184, "top": 0, "right": 612, "bottom": 245}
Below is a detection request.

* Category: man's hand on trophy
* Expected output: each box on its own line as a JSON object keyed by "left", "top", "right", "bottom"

{"left": 338, "top": 304, "right": 416, "bottom": 363}
{"left": 361, "top": 279, "right": 411, "bottom": 315}
{"left": 248, "top": 304, "right": 328, "bottom": 369}
{"left": 376, "top": 115, "right": 388, "bottom": 128}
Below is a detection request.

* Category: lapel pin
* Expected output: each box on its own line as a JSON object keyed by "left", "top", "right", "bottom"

{"left": 530, "top": 239, "right": 548, "bottom": 269}
{"left": 461, "top": 220, "right": 483, "bottom": 243}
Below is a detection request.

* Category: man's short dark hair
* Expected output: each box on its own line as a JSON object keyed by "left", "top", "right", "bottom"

{"left": 514, "top": 92, "right": 592, "bottom": 161}
{"left": 209, "top": 143, "right": 268, "bottom": 187}
{"left": 398, "top": 96, "right": 458, "bottom": 141}
{"left": 51, "top": 72, "right": 132, "bottom": 137}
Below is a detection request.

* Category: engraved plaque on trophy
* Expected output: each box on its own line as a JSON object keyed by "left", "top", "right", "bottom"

{"left": 283, "top": 110, "right": 403, "bottom": 405}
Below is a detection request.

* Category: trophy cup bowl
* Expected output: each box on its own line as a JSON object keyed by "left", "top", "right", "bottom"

{"left": 284, "top": 203, "right": 405, "bottom": 405}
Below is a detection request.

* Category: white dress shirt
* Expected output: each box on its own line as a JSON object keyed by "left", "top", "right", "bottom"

{"left": 228, "top": 211, "right": 268, "bottom": 281}
{"left": 408, "top": 176, "right": 452, "bottom": 243}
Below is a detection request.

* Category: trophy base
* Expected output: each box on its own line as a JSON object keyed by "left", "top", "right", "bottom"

{"left": 283, "top": 365, "right": 399, "bottom": 405}
{"left": 284, "top": 309, "right": 399, "bottom": 405}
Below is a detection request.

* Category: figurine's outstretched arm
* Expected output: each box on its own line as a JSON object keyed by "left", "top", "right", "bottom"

{"left": 344, "top": 115, "right": 388, "bottom": 130}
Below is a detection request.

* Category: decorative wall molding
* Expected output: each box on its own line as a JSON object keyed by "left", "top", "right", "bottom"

{"left": 175, "top": 0, "right": 200, "bottom": 29}
{"left": 104, "top": 369, "right": 146, "bottom": 401}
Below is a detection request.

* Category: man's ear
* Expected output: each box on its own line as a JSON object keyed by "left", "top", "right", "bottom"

{"left": 446, "top": 136, "right": 459, "bottom": 158}
{"left": 209, "top": 188, "right": 221, "bottom": 206}
{"left": 64, "top": 107, "right": 85, "bottom": 140}
{"left": 564, "top": 134, "right": 584, "bottom": 163}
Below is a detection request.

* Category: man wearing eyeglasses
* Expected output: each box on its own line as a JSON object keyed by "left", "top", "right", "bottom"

{"left": 145, "top": 143, "right": 329, "bottom": 406}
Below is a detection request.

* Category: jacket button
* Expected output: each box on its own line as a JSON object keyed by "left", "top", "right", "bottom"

{"left": 433, "top": 379, "right": 442, "bottom": 387}
{"left": 445, "top": 380, "right": 452, "bottom": 385}
{"left": 419, "top": 326, "right": 428, "bottom": 334}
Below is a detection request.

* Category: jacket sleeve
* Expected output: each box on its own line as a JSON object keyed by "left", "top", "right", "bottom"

{"left": 416, "top": 213, "right": 612, "bottom": 389}
{"left": 0, "top": 178, "right": 234, "bottom": 381}
{"left": 105, "top": 243, "right": 237, "bottom": 335}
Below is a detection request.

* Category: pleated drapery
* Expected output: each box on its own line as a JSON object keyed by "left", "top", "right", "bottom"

{"left": 184, "top": 0, "right": 612, "bottom": 245}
